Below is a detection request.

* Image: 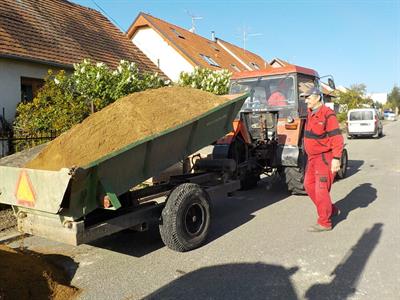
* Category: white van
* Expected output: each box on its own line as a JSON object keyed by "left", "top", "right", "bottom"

{"left": 347, "top": 108, "right": 383, "bottom": 138}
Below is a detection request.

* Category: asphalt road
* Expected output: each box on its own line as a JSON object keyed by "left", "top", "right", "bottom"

{"left": 6, "top": 120, "right": 400, "bottom": 300}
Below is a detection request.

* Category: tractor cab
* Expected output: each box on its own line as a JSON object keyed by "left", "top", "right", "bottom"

{"left": 216, "top": 64, "right": 343, "bottom": 194}
{"left": 230, "top": 65, "right": 322, "bottom": 119}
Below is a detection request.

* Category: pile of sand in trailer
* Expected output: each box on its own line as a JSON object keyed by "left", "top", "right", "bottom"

{"left": 0, "top": 244, "right": 79, "bottom": 300}
{"left": 25, "top": 86, "right": 232, "bottom": 171}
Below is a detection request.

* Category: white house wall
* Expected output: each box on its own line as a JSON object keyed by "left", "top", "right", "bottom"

{"left": 0, "top": 58, "right": 63, "bottom": 122}
{"left": 132, "top": 28, "right": 194, "bottom": 81}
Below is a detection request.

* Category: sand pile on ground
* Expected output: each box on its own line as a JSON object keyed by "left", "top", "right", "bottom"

{"left": 0, "top": 244, "right": 79, "bottom": 300}
{"left": 25, "top": 86, "right": 231, "bottom": 171}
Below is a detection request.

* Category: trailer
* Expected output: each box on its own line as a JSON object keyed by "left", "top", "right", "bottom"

{"left": 0, "top": 93, "right": 247, "bottom": 252}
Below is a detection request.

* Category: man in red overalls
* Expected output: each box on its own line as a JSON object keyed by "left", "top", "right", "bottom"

{"left": 303, "top": 87, "right": 344, "bottom": 232}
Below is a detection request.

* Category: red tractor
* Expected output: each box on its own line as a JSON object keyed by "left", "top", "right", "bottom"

{"left": 213, "top": 64, "right": 348, "bottom": 193}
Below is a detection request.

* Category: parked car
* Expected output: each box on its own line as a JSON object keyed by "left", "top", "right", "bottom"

{"left": 384, "top": 110, "right": 397, "bottom": 121}
{"left": 346, "top": 108, "right": 383, "bottom": 139}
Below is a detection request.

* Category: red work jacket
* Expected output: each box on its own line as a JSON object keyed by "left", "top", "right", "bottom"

{"left": 304, "top": 105, "right": 344, "bottom": 159}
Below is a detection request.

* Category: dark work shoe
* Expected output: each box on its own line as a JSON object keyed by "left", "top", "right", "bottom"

{"left": 331, "top": 208, "right": 341, "bottom": 218}
{"left": 308, "top": 224, "right": 332, "bottom": 232}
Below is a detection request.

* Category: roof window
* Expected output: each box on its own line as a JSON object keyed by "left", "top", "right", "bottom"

{"left": 230, "top": 64, "right": 241, "bottom": 72}
{"left": 209, "top": 43, "right": 220, "bottom": 52}
{"left": 200, "top": 54, "right": 220, "bottom": 67}
{"left": 170, "top": 28, "right": 185, "bottom": 39}
{"left": 250, "top": 62, "right": 260, "bottom": 70}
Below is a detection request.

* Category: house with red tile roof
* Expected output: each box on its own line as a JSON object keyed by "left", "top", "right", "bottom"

{"left": 270, "top": 58, "right": 291, "bottom": 68}
{"left": 0, "top": 0, "right": 164, "bottom": 122}
{"left": 127, "top": 13, "right": 270, "bottom": 81}
{"left": 216, "top": 38, "right": 269, "bottom": 71}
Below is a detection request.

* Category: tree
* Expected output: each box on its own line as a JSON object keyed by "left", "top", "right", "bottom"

{"left": 179, "top": 67, "right": 232, "bottom": 95}
{"left": 387, "top": 85, "right": 400, "bottom": 111}
{"left": 373, "top": 101, "right": 383, "bottom": 110}
{"left": 349, "top": 83, "right": 367, "bottom": 96}
{"left": 335, "top": 83, "right": 374, "bottom": 122}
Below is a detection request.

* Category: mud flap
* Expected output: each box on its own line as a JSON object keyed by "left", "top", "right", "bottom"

{"left": 0, "top": 166, "right": 71, "bottom": 213}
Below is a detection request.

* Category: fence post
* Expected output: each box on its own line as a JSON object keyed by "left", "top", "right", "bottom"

{"left": 7, "top": 129, "right": 14, "bottom": 155}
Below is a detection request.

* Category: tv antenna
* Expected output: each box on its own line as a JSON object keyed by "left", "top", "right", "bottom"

{"left": 186, "top": 10, "right": 203, "bottom": 33}
{"left": 239, "top": 26, "right": 263, "bottom": 52}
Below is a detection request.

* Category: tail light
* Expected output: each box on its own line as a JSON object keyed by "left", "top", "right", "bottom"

{"left": 285, "top": 124, "right": 298, "bottom": 130}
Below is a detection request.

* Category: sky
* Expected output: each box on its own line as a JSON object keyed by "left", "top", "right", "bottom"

{"left": 71, "top": 0, "right": 400, "bottom": 93}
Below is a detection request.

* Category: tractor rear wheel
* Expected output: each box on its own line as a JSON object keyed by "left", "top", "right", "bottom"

{"left": 282, "top": 167, "right": 306, "bottom": 195}
{"left": 159, "top": 183, "right": 211, "bottom": 252}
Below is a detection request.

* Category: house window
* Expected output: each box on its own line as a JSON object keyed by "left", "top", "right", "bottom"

{"left": 250, "top": 62, "right": 260, "bottom": 70}
{"left": 199, "top": 54, "right": 220, "bottom": 67}
{"left": 170, "top": 28, "right": 185, "bottom": 39}
{"left": 21, "top": 77, "right": 44, "bottom": 102}
{"left": 230, "top": 64, "right": 241, "bottom": 72}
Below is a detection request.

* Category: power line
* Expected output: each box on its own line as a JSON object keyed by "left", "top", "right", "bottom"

{"left": 91, "top": 0, "right": 125, "bottom": 32}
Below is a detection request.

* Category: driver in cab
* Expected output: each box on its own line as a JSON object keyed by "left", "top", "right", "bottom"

{"left": 267, "top": 78, "right": 293, "bottom": 106}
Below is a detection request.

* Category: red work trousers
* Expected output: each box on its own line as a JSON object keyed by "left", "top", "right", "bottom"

{"left": 304, "top": 151, "right": 338, "bottom": 228}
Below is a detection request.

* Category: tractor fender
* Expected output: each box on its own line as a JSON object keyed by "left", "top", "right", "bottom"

{"left": 216, "top": 120, "right": 252, "bottom": 145}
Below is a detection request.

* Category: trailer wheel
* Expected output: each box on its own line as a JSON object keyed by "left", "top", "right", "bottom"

{"left": 336, "top": 149, "right": 348, "bottom": 179}
{"left": 282, "top": 167, "right": 306, "bottom": 195}
{"left": 159, "top": 183, "right": 211, "bottom": 252}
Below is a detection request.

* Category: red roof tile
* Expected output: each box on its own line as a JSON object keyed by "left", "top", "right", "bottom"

{"left": 0, "top": 0, "right": 165, "bottom": 76}
{"left": 216, "top": 38, "right": 270, "bottom": 70}
{"left": 127, "top": 13, "right": 267, "bottom": 73}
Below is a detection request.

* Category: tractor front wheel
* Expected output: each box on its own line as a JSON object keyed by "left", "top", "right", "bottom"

{"left": 336, "top": 148, "right": 348, "bottom": 179}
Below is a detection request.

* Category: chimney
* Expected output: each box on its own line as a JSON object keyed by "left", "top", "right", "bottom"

{"left": 211, "top": 31, "right": 216, "bottom": 42}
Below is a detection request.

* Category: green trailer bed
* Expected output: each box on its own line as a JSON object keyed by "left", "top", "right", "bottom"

{"left": 0, "top": 93, "right": 247, "bottom": 250}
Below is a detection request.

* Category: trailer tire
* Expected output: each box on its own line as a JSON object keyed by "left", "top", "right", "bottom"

{"left": 159, "top": 183, "right": 211, "bottom": 252}
{"left": 336, "top": 148, "right": 348, "bottom": 179}
{"left": 282, "top": 167, "right": 306, "bottom": 195}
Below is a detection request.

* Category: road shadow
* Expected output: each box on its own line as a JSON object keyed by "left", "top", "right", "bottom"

{"left": 142, "top": 262, "right": 299, "bottom": 300}
{"left": 89, "top": 221, "right": 165, "bottom": 257}
{"left": 334, "top": 183, "right": 377, "bottom": 227}
{"left": 344, "top": 159, "right": 364, "bottom": 178}
{"left": 90, "top": 178, "right": 290, "bottom": 257}
{"left": 208, "top": 178, "right": 290, "bottom": 243}
{"left": 140, "top": 223, "right": 383, "bottom": 299}
{"left": 305, "top": 223, "right": 383, "bottom": 300}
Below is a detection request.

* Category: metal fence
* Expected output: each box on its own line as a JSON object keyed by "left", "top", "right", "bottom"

{"left": 0, "top": 130, "right": 58, "bottom": 158}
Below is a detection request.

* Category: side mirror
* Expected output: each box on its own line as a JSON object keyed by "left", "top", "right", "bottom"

{"left": 328, "top": 78, "right": 336, "bottom": 90}
{"left": 298, "top": 97, "right": 308, "bottom": 116}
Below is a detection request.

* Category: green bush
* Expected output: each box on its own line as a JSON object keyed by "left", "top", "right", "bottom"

{"left": 178, "top": 67, "right": 232, "bottom": 95}
{"left": 337, "top": 112, "right": 347, "bottom": 123}
{"left": 14, "top": 60, "right": 166, "bottom": 141}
